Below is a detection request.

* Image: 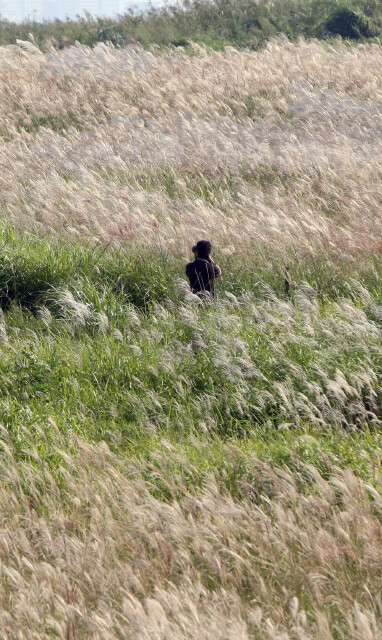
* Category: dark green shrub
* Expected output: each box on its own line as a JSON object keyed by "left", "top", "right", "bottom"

{"left": 170, "top": 38, "right": 189, "bottom": 47}
{"left": 325, "top": 8, "right": 371, "bottom": 39}
{"left": 250, "top": 16, "right": 276, "bottom": 36}
{"left": 98, "top": 26, "right": 125, "bottom": 47}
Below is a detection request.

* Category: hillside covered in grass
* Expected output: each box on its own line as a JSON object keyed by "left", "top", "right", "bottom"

{"left": 0, "top": 36, "right": 382, "bottom": 638}
{"left": 1, "top": 0, "right": 382, "bottom": 50}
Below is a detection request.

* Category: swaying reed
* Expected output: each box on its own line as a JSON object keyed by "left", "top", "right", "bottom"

{"left": 0, "top": 38, "right": 381, "bottom": 265}
{"left": 1, "top": 36, "right": 382, "bottom": 638}
{"left": 1, "top": 431, "right": 382, "bottom": 639}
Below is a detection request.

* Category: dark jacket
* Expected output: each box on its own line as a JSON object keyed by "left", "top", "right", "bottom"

{"left": 186, "top": 259, "right": 220, "bottom": 297}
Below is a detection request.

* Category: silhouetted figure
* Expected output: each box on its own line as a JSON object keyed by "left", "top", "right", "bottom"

{"left": 186, "top": 240, "right": 221, "bottom": 299}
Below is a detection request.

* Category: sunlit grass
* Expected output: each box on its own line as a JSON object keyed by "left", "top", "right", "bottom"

{"left": 0, "top": 37, "right": 382, "bottom": 639}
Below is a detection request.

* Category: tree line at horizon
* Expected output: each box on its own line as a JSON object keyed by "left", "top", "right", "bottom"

{"left": 0, "top": 0, "right": 381, "bottom": 50}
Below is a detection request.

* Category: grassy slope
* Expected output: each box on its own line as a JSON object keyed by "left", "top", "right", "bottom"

{"left": 1, "top": 0, "right": 382, "bottom": 50}
{"left": 0, "top": 38, "right": 382, "bottom": 637}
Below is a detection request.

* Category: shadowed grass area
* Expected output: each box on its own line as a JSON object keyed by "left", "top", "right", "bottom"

{"left": 0, "top": 226, "right": 381, "bottom": 311}
{"left": 0, "top": 227, "right": 380, "bottom": 459}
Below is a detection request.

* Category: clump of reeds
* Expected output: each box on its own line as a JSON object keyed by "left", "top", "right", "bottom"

{"left": 0, "top": 38, "right": 381, "bottom": 268}
{"left": 0, "top": 427, "right": 381, "bottom": 639}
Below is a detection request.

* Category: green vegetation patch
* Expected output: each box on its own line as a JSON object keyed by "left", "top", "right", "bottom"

{"left": 0, "top": 227, "right": 380, "bottom": 465}
{"left": 1, "top": 0, "right": 382, "bottom": 51}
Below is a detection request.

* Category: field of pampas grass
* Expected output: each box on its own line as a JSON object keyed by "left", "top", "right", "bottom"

{"left": 0, "top": 36, "right": 382, "bottom": 638}
{"left": 0, "top": 37, "right": 382, "bottom": 262}
{"left": 1, "top": 287, "right": 382, "bottom": 638}
{"left": 2, "top": 433, "right": 382, "bottom": 640}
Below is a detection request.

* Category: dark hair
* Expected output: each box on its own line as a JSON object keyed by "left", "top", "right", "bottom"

{"left": 193, "top": 240, "right": 212, "bottom": 259}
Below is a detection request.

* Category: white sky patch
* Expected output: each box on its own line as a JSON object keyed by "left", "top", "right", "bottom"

{"left": 0, "top": 0, "right": 165, "bottom": 22}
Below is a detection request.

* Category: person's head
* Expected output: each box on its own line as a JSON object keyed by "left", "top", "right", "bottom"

{"left": 192, "top": 240, "right": 212, "bottom": 259}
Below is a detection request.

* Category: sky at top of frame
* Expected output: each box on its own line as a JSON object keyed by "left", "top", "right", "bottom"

{"left": 0, "top": 0, "right": 165, "bottom": 22}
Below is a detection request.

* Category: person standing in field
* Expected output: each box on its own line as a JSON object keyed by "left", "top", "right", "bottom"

{"left": 186, "top": 240, "right": 221, "bottom": 299}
